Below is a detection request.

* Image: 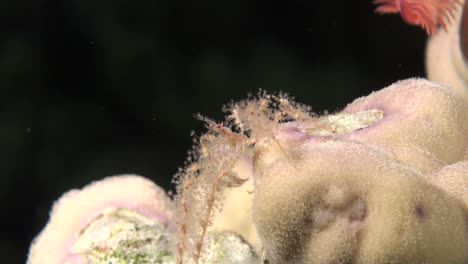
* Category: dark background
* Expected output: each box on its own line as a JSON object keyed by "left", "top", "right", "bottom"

{"left": 1, "top": 0, "right": 426, "bottom": 262}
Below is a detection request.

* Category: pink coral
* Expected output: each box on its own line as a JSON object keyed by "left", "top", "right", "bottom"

{"left": 27, "top": 175, "right": 174, "bottom": 264}
{"left": 28, "top": 78, "right": 468, "bottom": 263}
{"left": 253, "top": 140, "right": 468, "bottom": 263}
{"left": 246, "top": 78, "right": 468, "bottom": 263}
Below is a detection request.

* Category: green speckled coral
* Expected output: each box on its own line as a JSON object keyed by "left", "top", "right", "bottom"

{"left": 72, "top": 208, "right": 175, "bottom": 264}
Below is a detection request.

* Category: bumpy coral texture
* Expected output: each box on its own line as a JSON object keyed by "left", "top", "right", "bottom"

{"left": 28, "top": 79, "right": 468, "bottom": 264}
{"left": 27, "top": 175, "right": 174, "bottom": 264}
{"left": 270, "top": 79, "right": 468, "bottom": 167}
{"left": 253, "top": 141, "right": 467, "bottom": 264}
{"left": 429, "top": 161, "right": 468, "bottom": 210}
{"left": 248, "top": 79, "right": 468, "bottom": 263}
{"left": 342, "top": 78, "right": 468, "bottom": 165}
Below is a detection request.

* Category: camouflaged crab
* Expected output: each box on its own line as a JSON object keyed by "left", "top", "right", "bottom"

{"left": 27, "top": 1, "right": 468, "bottom": 264}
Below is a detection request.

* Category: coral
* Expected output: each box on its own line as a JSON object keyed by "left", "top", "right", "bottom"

{"left": 209, "top": 78, "right": 468, "bottom": 263}
{"left": 69, "top": 208, "right": 175, "bottom": 264}
{"left": 341, "top": 78, "right": 468, "bottom": 165}
{"left": 27, "top": 175, "right": 175, "bottom": 264}
{"left": 253, "top": 140, "right": 467, "bottom": 263}
{"left": 429, "top": 161, "right": 468, "bottom": 211}
{"left": 29, "top": 78, "right": 468, "bottom": 263}
{"left": 236, "top": 79, "right": 468, "bottom": 263}
{"left": 28, "top": 1, "right": 468, "bottom": 263}
{"left": 27, "top": 175, "right": 259, "bottom": 264}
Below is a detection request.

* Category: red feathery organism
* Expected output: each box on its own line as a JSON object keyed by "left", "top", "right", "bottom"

{"left": 373, "top": 0, "right": 462, "bottom": 35}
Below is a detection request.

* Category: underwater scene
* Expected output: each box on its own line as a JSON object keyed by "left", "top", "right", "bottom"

{"left": 3, "top": 0, "right": 467, "bottom": 263}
